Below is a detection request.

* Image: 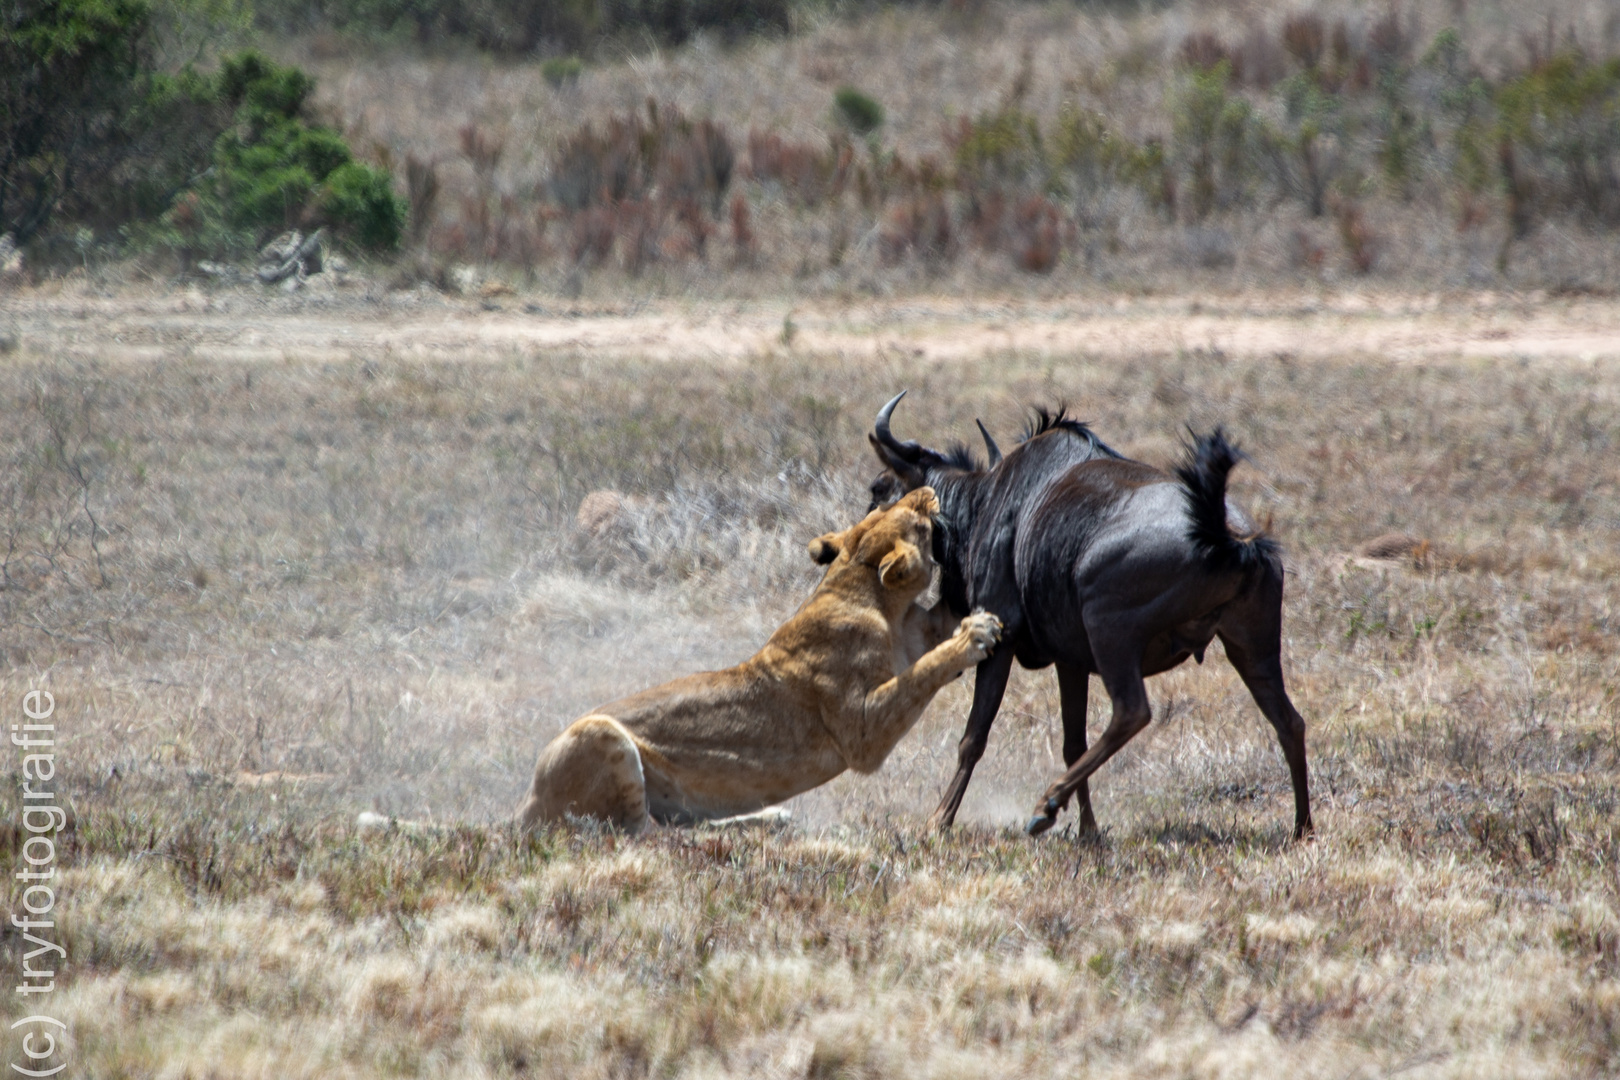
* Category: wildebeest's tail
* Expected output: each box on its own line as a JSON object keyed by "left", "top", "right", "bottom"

{"left": 1174, "top": 428, "right": 1278, "bottom": 573}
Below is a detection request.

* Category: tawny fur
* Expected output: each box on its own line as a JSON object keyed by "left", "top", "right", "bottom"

{"left": 516, "top": 488, "right": 1002, "bottom": 831}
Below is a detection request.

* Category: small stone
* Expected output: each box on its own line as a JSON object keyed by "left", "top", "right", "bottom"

{"left": 260, "top": 230, "right": 302, "bottom": 264}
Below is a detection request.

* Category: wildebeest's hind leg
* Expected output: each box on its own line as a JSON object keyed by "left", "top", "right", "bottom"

{"left": 925, "top": 645, "right": 1016, "bottom": 831}
{"left": 1215, "top": 572, "right": 1313, "bottom": 838}
{"left": 1055, "top": 662, "right": 1098, "bottom": 833}
{"left": 1027, "top": 634, "right": 1152, "bottom": 836}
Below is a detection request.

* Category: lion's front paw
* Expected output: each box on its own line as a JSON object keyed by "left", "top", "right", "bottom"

{"left": 956, "top": 610, "right": 1003, "bottom": 664}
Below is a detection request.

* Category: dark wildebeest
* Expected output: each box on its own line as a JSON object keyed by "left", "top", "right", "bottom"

{"left": 866, "top": 392, "right": 1312, "bottom": 838}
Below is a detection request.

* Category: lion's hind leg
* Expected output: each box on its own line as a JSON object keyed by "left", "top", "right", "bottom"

{"left": 516, "top": 715, "right": 649, "bottom": 833}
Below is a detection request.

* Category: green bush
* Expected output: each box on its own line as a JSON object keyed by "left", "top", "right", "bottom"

{"left": 541, "top": 55, "right": 583, "bottom": 87}
{"left": 834, "top": 86, "right": 885, "bottom": 136}
{"left": 2, "top": 9, "right": 398, "bottom": 257}
{"left": 319, "top": 162, "right": 406, "bottom": 249}
{"left": 203, "top": 50, "right": 403, "bottom": 249}
{"left": 951, "top": 108, "right": 1043, "bottom": 188}
{"left": 1, "top": 0, "right": 156, "bottom": 242}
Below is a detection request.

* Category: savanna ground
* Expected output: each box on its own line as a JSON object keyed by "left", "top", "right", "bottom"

{"left": 0, "top": 281, "right": 1616, "bottom": 1078}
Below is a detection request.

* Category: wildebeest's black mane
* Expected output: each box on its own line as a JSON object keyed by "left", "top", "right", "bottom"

{"left": 939, "top": 441, "right": 982, "bottom": 472}
{"left": 1020, "top": 404, "right": 1125, "bottom": 460}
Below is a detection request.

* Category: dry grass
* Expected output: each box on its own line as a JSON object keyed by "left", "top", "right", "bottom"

{"left": 0, "top": 286, "right": 1617, "bottom": 1075}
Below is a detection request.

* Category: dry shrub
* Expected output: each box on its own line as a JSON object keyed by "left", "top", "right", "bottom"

{"left": 1281, "top": 13, "right": 1326, "bottom": 70}
{"left": 729, "top": 191, "right": 755, "bottom": 265}
{"left": 655, "top": 116, "right": 735, "bottom": 215}
{"left": 458, "top": 123, "right": 504, "bottom": 183}
{"left": 550, "top": 117, "right": 650, "bottom": 211}
{"left": 618, "top": 198, "right": 662, "bottom": 274}
{"left": 1368, "top": 9, "right": 1414, "bottom": 67}
{"left": 1290, "top": 227, "right": 1325, "bottom": 269}
{"left": 1236, "top": 22, "right": 1287, "bottom": 88}
{"left": 879, "top": 193, "right": 954, "bottom": 265}
{"left": 1331, "top": 195, "right": 1376, "bottom": 273}
{"left": 1013, "top": 194, "right": 1061, "bottom": 273}
{"left": 569, "top": 204, "right": 617, "bottom": 264}
{"left": 963, "top": 188, "right": 1007, "bottom": 249}
{"left": 404, "top": 154, "right": 439, "bottom": 246}
{"left": 746, "top": 130, "right": 849, "bottom": 206}
{"left": 1179, "top": 31, "right": 1233, "bottom": 75}
{"left": 540, "top": 102, "right": 736, "bottom": 271}
{"left": 1457, "top": 192, "right": 1491, "bottom": 232}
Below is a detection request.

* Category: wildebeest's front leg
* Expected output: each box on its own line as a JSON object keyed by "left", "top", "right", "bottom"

{"left": 1027, "top": 634, "right": 1152, "bottom": 836}
{"left": 1055, "top": 662, "right": 1098, "bottom": 833}
{"left": 926, "top": 643, "right": 1016, "bottom": 831}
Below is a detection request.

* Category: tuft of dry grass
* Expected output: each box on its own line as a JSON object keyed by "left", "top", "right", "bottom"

{"left": 0, "top": 289, "right": 1617, "bottom": 1075}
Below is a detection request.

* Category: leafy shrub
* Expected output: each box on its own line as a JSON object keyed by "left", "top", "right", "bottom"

{"left": 834, "top": 87, "right": 885, "bottom": 136}
{"left": 1, "top": 0, "right": 160, "bottom": 242}
{"left": 320, "top": 163, "right": 407, "bottom": 249}
{"left": 1494, "top": 52, "right": 1620, "bottom": 226}
{"left": 206, "top": 51, "right": 403, "bottom": 249}
{"left": 1171, "top": 61, "right": 1255, "bottom": 220}
{"left": 949, "top": 108, "right": 1045, "bottom": 190}
{"left": 1259, "top": 72, "right": 1343, "bottom": 217}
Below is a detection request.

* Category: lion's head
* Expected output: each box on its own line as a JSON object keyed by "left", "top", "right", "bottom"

{"left": 807, "top": 486, "right": 939, "bottom": 592}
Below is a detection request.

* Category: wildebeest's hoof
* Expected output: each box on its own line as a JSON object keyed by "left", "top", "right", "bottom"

{"left": 1025, "top": 814, "right": 1057, "bottom": 836}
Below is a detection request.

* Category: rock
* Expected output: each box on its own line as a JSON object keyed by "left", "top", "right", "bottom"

{"left": 196, "top": 260, "right": 241, "bottom": 282}
{"left": 0, "top": 328, "right": 17, "bottom": 355}
{"left": 259, "top": 231, "right": 303, "bottom": 264}
{"left": 257, "top": 228, "right": 325, "bottom": 284}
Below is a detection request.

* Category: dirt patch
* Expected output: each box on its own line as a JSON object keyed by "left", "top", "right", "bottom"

{"left": 5, "top": 286, "right": 1618, "bottom": 367}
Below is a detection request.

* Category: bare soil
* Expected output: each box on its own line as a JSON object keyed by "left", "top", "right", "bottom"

{"left": 9, "top": 283, "right": 1620, "bottom": 366}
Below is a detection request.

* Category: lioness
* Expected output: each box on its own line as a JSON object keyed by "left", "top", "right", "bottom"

{"left": 516, "top": 488, "right": 1002, "bottom": 831}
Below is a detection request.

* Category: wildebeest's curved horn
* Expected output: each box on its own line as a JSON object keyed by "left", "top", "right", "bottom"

{"left": 976, "top": 419, "right": 1002, "bottom": 467}
{"left": 874, "top": 390, "right": 923, "bottom": 462}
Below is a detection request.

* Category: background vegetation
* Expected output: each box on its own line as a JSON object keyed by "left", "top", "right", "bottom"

{"left": 4, "top": 0, "right": 1619, "bottom": 289}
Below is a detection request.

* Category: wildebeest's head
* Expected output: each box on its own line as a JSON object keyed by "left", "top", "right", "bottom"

{"left": 865, "top": 391, "right": 1000, "bottom": 512}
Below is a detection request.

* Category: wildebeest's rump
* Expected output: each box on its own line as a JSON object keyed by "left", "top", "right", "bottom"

{"left": 867, "top": 392, "right": 1312, "bottom": 839}
{"left": 516, "top": 488, "right": 1003, "bottom": 831}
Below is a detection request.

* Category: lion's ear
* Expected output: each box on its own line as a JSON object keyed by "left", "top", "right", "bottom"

{"left": 879, "top": 540, "right": 924, "bottom": 589}
{"left": 808, "top": 531, "right": 845, "bottom": 565}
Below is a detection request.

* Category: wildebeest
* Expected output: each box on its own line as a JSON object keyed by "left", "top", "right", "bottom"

{"left": 866, "top": 392, "right": 1312, "bottom": 839}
